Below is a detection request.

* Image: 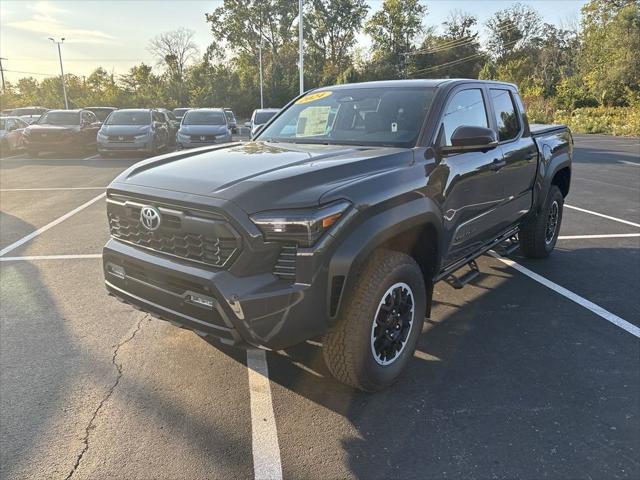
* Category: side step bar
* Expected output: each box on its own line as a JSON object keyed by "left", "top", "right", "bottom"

{"left": 434, "top": 227, "right": 519, "bottom": 286}
{"left": 445, "top": 259, "right": 479, "bottom": 289}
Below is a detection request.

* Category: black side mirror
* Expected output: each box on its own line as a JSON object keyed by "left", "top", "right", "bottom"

{"left": 439, "top": 125, "right": 498, "bottom": 154}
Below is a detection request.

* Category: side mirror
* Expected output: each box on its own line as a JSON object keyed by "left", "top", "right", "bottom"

{"left": 244, "top": 121, "right": 251, "bottom": 128}
{"left": 439, "top": 125, "right": 498, "bottom": 154}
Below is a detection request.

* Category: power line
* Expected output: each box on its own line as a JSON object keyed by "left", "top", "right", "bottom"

{"left": 407, "top": 22, "right": 520, "bottom": 57}
{"left": 410, "top": 38, "right": 519, "bottom": 77}
{"left": 3, "top": 69, "right": 57, "bottom": 77}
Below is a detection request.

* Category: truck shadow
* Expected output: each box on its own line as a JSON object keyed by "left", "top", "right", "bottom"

{"left": 256, "top": 253, "right": 639, "bottom": 479}
{"left": 0, "top": 213, "right": 81, "bottom": 478}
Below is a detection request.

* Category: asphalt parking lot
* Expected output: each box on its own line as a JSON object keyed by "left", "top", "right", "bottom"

{"left": 0, "top": 134, "right": 638, "bottom": 479}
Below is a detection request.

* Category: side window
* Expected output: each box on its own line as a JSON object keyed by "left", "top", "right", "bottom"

{"left": 490, "top": 89, "right": 520, "bottom": 142}
{"left": 152, "top": 112, "right": 163, "bottom": 123}
{"left": 441, "top": 89, "right": 488, "bottom": 146}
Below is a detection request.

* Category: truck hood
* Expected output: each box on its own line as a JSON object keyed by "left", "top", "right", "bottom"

{"left": 112, "top": 141, "right": 412, "bottom": 213}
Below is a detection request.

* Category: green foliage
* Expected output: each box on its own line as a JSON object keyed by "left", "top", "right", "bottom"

{"left": 1, "top": 0, "right": 638, "bottom": 135}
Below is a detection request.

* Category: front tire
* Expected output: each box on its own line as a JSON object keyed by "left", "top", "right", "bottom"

{"left": 322, "top": 249, "right": 426, "bottom": 391}
{"left": 519, "top": 185, "right": 564, "bottom": 258}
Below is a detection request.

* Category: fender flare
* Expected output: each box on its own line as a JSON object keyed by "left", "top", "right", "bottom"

{"left": 326, "top": 197, "right": 443, "bottom": 323}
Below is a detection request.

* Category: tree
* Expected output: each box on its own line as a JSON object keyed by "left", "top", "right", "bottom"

{"left": 304, "top": 0, "right": 369, "bottom": 86}
{"left": 485, "top": 3, "right": 544, "bottom": 60}
{"left": 148, "top": 28, "right": 199, "bottom": 79}
{"left": 364, "top": 0, "right": 427, "bottom": 78}
{"left": 578, "top": 0, "right": 640, "bottom": 105}
{"left": 411, "top": 11, "right": 485, "bottom": 79}
{"left": 206, "top": 0, "right": 300, "bottom": 106}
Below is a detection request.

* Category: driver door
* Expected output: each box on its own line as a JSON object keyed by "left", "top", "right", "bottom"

{"left": 429, "top": 87, "right": 506, "bottom": 264}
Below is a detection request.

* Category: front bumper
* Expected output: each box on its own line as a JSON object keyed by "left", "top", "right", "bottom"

{"left": 98, "top": 139, "right": 153, "bottom": 153}
{"left": 103, "top": 238, "right": 329, "bottom": 350}
{"left": 177, "top": 136, "right": 232, "bottom": 149}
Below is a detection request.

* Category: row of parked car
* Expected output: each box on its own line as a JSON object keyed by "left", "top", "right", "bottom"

{"left": 0, "top": 106, "right": 281, "bottom": 157}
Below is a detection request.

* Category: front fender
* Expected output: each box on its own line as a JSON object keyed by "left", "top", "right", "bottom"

{"left": 326, "top": 197, "right": 443, "bottom": 323}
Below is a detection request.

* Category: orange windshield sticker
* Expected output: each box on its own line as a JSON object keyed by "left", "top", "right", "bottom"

{"left": 295, "top": 91, "right": 333, "bottom": 105}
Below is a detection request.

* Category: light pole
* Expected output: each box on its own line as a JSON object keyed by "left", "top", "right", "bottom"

{"left": 298, "top": 0, "right": 304, "bottom": 95}
{"left": 0, "top": 57, "right": 6, "bottom": 92}
{"left": 258, "top": 29, "right": 264, "bottom": 109}
{"left": 48, "top": 37, "right": 68, "bottom": 109}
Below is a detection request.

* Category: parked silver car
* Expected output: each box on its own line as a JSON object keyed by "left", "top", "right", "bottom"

{"left": 246, "top": 108, "right": 280, "bottom": 136}
{"left": 176, "top": 108, "right": 232, "bottom": 149}
{"left": 97, "top": 109, "right": 169, "bottom": 157}
{"left": 10, "top": 106, "right": 49, "bottom": 125}
{"left": 0, "top": 116, "right": 29, "bottom": 154}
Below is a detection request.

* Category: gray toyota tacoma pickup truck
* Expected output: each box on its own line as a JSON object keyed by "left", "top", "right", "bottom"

{"left": 103, "top": 79, "right": 572, "bottom": 391}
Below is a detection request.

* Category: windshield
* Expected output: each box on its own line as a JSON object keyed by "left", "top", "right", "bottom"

{"left": 225, "top": 111, "right": 235, "bottom": 121}
{"left": 255, "top": 111, "right": 277, "bottom": 124}
{"left": 38, "top": 111, "right": 80, "bottom": 126}
{"left": 183, "top": 111, "right": 226, "bottom": 125}
{"left": 89, "top": 109, "right": 114, "bottom": 122}
{"left": 258, "top": 87, "right": 435, "bottom": 147}
{"left": 173, "top": 108, "right": 189, "bottom": 117}
{"left": 105, "top": 111, "right": 151, "bottom": 125}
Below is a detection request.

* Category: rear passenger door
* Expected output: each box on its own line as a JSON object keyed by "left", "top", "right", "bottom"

{"left": 488, "top": 88, "right": 538, "bottom": 231}
{"left": 432, "top": 87, "right": 506, "bottom": 264}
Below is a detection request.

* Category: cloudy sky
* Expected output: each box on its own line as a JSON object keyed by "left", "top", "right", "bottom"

{"left": 0, "top": 0, "right": 588, "bottom": 83}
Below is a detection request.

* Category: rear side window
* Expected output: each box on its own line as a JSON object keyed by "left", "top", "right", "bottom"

{"left": 441, "top": 89, "right": 488, "bottom": 146}
{"left": 490, "top": 89, "right": 520, "bottom": 141}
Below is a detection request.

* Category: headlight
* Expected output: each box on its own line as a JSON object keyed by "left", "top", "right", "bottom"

{"left": 177, "top": 132, "right": 189, "bottom": 140}
{"left": 251, "top": 200, "right": 351, "bottom": 247}
{"left": 134, "top": 132, "right": 149, "bottom": 139}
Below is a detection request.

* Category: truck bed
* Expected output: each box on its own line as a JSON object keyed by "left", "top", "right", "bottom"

{"left": 530, "top": 123, "right": 568, "bottom": 137}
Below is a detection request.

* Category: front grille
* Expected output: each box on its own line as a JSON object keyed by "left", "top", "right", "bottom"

{"left": 273, "top": 244, "right": 297, "bottom": 280}
{"left": 108, "top": 135, "right": 134, "bottom": 142}
{"left": 190, "top": 134, "right": 216, "bottom": 141}
{"left": 107, "top": 196, "right": 241, "bottom": 268}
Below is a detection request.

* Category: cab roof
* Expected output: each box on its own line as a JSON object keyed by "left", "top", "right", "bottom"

{"left": 316, "top": 78, "right": 517, "bottom": 91}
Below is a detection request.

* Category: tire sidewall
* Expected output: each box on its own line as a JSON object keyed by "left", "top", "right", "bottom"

{"left": 357, "top": 260, "right": 426, "bottom": 390}
{"left": 541, "top": 187, "right": 564, "bottom": 254}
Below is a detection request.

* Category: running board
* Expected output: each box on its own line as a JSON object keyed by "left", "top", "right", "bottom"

{"left": 445, "top": 260, "right": 479, "bottom": 289}
{"left": 493, "top": 234, "right": 519, "bottom": 256}
{"left": 435, "top": 227, "right": 519, "bottom": 285}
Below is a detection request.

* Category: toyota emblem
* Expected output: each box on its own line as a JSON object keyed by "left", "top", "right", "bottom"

{"left": 140, "top": 206, "right": 161, "bottom": 231}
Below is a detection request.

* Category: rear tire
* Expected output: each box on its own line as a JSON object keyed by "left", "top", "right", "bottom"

{"left": 322, "top": 249, "right": 426, "bottom": 391}
{"left": 519, "top": 185, "right": 564, "bottom": 258}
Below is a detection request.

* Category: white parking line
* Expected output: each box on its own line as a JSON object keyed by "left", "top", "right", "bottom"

{"left": 489, "top": 252, "right": 640, "bottom": 338}
{"left": 246, "top": 349, "right": 283, "bottom": 480}
{"left": 0, "top": 187, "right": 106, "bottom": 191}
{"left": 0, "top": 254, "right": 102, "bottom": 262}
{"left": 620, "top": 160, "right": 640, "bottom": 166}
{"left": 0, "top": 193, "right": 106, "bottom": 257}
{"left": 558, "top": 233, "right": 640, "bottom": 240}
{"left": 565, "top": 204, "right": 640, "bottom": 228}
{"left": 83, "top": 154, "right": 101, "bottom": 160}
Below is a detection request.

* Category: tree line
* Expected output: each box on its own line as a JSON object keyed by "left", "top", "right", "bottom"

{"left": 1, "top": 0, "right": 638, "bottom": 132}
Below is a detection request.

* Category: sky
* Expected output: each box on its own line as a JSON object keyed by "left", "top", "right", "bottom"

{"left": 0, "top": 0, "right": 589, "bottom": 83}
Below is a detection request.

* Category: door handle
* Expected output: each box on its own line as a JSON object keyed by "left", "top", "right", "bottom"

{"left": 490, "top": 158, "right": 506, "bottom": 171}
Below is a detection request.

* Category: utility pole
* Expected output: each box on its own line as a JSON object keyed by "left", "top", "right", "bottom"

{"left": 48, "top": 37, "right": 69, "bottom": 109}
{"left": 259, "top": 28, "right": 264, "bottom": 109}
{"left": 0, "top": 57, "right": 6, "bottom": 92}
{"left": 298, "top": 0, "right": 304, "bottom": 95}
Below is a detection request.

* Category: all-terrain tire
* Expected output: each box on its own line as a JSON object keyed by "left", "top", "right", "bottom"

{"left": 519, "top": 185, "right": 564, "bottom": 258}
{"left": 322, "top": 249, "right": 427, "bottom": 391}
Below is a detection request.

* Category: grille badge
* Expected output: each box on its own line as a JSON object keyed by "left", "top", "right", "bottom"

{"left": 140, "top": 206, "right": 161, "bottom": 231}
